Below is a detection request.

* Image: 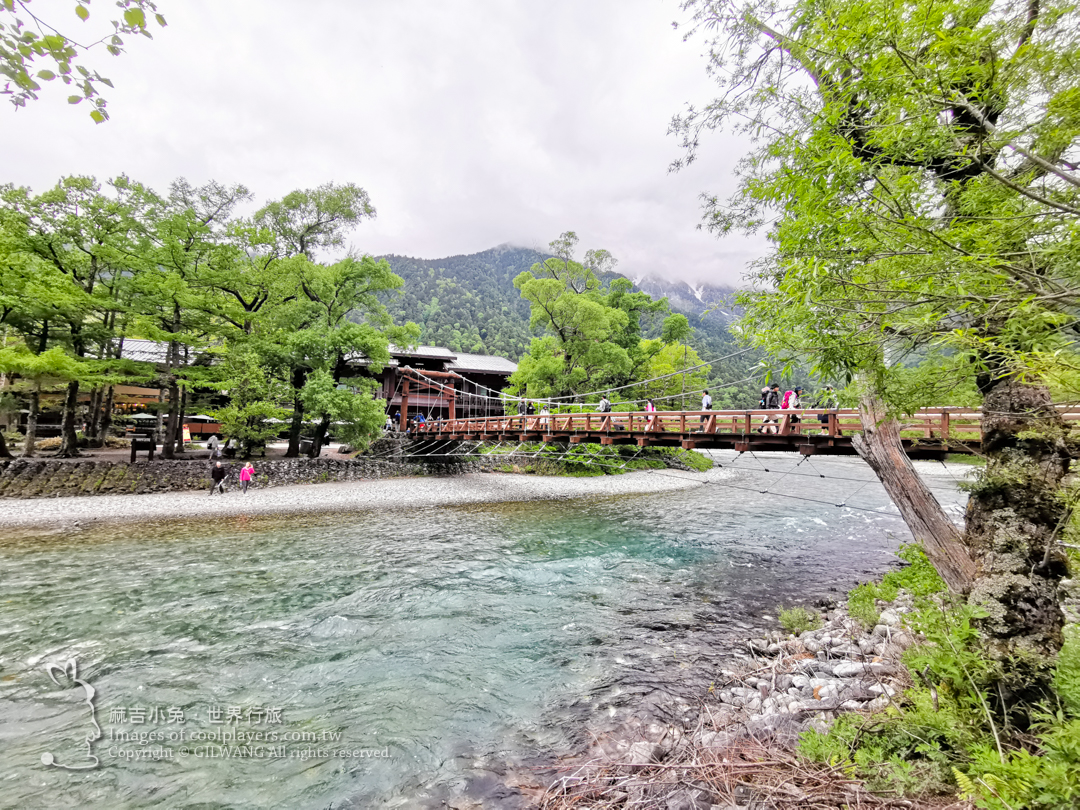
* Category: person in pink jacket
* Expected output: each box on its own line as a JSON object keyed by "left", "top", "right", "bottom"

{"left": 239, "top": 462, "right": 255, "bottom": 494}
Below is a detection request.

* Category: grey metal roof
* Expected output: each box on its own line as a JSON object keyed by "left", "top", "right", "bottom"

{"left": 446, "top": 352, "right": 517, "bottom": 375}
{"left": 119, "top": 338, "right": 170, "bottom": 364}
{"left": 389, "top": 344, "right": 457, "bottom": 360}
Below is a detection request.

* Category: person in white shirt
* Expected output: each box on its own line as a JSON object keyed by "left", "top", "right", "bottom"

{"left": 700, "top": 390, "right": 712, "bottom": 430}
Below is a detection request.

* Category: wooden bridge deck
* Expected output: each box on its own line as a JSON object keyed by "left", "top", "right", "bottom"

{"left": 413, "top": 406, "right": 1080, "bottom": 458}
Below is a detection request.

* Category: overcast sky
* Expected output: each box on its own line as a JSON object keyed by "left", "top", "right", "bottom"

{"left": 2, "top": 0, "right": 765, "bottom": 286}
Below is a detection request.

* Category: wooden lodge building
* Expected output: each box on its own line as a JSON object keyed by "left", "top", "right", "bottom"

{"left": 1, "top": 340, "right": 518, "bottom": 436}
{"left": 350, "top": 345, "right": 518, "bottom": 423}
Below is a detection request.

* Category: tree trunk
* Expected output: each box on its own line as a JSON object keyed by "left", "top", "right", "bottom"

{"left": 174, "top": 384, "right": 188, "bottom": 455}
{"left": 286, "top": 367, "right": 308, "bottom": 458}
{"left": 97, "top": 385, "right": 115, "bottom": 443}
{"left": 0, "top": 427, "right": 11, "bottom": 458}
{"left": 85, "top": 387, "right": 103, "bottom": 447}
{"left": 309, "top": 413, "right": 331, "bottom": 458}
{"left": 56, "top": 380, "right": 82, "bottom": 458}
{"left": 23, "top": 387, "right": 40, "bottom": 458}
{"left": 962, "top": 370, "right": 1071, "bottom": 709}
{"left": 851, "top": 385, "right": 978, "bottom": 593}
{"left": 155, "top": 386, "right": 165, "bottom": 443}
{"left": 161, "top": 339, "right": 180, "bottom": 461}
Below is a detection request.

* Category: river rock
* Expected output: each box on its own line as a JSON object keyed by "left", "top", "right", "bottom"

{"left": 831, "top": 643, "right": 861, "bottom": 659}
{"left": 879, "top": 610, "right": 901, "bottom": 626}
{"left": 625, "top": 741, "right": 656, "bottom": 765}
{"left": 833, "top": 661, "right": 895, "bottom": 678}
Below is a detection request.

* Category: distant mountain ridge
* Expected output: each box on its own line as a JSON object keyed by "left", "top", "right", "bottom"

{"left": 629, "top": 273, "right": 738, "bottom": 324}
{"left": 377, "top": 245, "right": 762, "bottom": 407}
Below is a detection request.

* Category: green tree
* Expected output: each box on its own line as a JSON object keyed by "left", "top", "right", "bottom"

{"left": 135, "top": 178, "right": 252, "bottom": 459}
{"left": 0, "top": 344, "right": 85, "bottom": 456}
{"left": 0, "top": 175, "right": 150, "bottom": 455}
{"left": 254, "top": 182, "right": 376, "bottom": 260}
{"left": 675, "top": 0, "right": 1080, "bottom": 705}
{"left": 269, "top": 255, "right": 418, "bottom": 457}
{"left": 510, "top": 232, "right": 665, "bottom": 400}
{"left": 1, "top": 0, "right": 167, "bottom": 122}
{"left": 208, "top": 347, "right": 289, "bottom": 458}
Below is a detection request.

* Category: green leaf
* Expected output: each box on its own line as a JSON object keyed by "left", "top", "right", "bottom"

{"left": 155, "top": 13, "right": 167, "bottom": 27}
{"left": 89, "top": 109, "right": 106, "bottom": 124}
{"left": 75, "top": 4, "right": 89, "bottom": 20}
{"left": 123, "top": 8, "right": 146, "bottom": 28}
{"left": 36, "top": 69, "right": 56, "bottom": 80}
{"left": 67, "top": 94, "right": 83, "bottom": 104}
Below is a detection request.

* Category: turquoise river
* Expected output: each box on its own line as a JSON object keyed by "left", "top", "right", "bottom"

{"left": 0, "top": 457, "right": 967, "bottom": 808}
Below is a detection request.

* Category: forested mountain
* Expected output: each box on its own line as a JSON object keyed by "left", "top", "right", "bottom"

{"left": 379, "top": 245, "right": 767, "bottom": 408}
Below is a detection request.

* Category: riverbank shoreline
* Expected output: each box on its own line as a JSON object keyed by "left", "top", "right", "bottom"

{"left": 0, "top": 468, "right": 724, "bottom": 532}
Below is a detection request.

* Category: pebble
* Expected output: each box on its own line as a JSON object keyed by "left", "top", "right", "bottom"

{"left": 0, "top": 469, "right": 725, "bottom": 531}
{"left": 687, "top": 592, "right": 920, "bottom": 755}
{"left": 879, "top": 610, "right": 901, "bottom": 626}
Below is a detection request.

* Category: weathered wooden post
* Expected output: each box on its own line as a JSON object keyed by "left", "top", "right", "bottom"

{"left": 399, "top": 373, "right": 410, "bottom": 431}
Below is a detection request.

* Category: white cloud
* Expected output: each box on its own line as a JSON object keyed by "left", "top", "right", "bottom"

{"left": 1, "top": 0, "right": 766, "bottom": 284}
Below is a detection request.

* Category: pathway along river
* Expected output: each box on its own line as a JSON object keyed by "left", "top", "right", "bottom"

{"left": 0, "top": 454, "right": 968, "bottom": 809}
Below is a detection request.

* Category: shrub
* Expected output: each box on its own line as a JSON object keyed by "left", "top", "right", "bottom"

{"left": 778, "top": 605, "right": 822, "bottom": 635}
{"left": 848, "top": 544, "right": 946, "bottom": 628}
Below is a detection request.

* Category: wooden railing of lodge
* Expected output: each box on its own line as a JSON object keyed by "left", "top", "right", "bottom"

{"left": 412, "top": 405, "right": 1080, "bottom": 454}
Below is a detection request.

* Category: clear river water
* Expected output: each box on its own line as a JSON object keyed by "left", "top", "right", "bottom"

{"left": 0, "top": 456, "right": 968, "bottom": 809}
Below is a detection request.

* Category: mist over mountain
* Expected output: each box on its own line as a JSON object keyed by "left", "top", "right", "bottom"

{"left": 628, "top": 273, "right": 738, "bottom": 325}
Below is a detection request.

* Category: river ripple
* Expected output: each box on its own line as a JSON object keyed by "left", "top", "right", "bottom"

{"left": 0, "top": 457, "right": 967, "bottom": 808}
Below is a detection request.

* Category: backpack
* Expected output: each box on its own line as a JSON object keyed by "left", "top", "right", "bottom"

{"left": 598, "top": 399, "right": 611, "bottom": 413}
{"left": 782, "top": 390, "right": 794, "bottom": 409}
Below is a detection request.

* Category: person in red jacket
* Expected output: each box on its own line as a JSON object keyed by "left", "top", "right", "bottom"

{"left": 239, "top": 461, "right": 255, "bottom": 494}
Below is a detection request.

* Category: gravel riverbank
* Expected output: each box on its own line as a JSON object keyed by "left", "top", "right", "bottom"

{"left": 0, "top": 467, "right": 724, "bottom": 531}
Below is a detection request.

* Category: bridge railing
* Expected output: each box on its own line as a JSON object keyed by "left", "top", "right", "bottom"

{"left": 413, "top": 405, "right": 1080, "bottom": 445}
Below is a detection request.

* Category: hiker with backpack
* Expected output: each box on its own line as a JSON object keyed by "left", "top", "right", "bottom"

{"left": 760, "top": 383, "right": 782, "bottom": 434}
{"left": 782, "top": 386, "right": 804, "bottom": 432}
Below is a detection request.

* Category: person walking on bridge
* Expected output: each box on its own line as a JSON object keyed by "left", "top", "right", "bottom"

{"left": 699, "top": 390, "right": 712, "bottom": 431}
{"left": 815, "top": 385, "right": 841, "bottom": 436}
{"left": 761, "top": 383, "right": 781, "bottom": 434}
{"left": 782, "top": 386, "right": 804, "bottom": 432}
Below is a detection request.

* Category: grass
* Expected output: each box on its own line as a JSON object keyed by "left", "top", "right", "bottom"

{"left": 777, "top": 605, "right": 823, "bottom": 635}
{"left": 800, "top": 542, "right": 1080, "bottom": 810}
{"left": 847, "top": 543, "right": 946, "bottom": 629}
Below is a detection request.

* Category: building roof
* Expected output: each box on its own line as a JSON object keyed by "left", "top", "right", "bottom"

{"left": 119, "top": 338, "right": 171, "bottom": 364}
{"left": 390, "top": 344, "right": 457, "bottom": 360}
{"left": 446, "top": 352, "right": 518, "bottom": 375}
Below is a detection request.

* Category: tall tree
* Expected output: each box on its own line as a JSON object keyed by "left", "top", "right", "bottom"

{"left": 510, "top": 232, "right": 693, "bottom": 402}
{"left": 675, "top": 0, "right": 1080, "bottom": 706}
{"left": 135, "top": 178, "right": 251, "bottom": 458}
{"left": 270, "top": 255, "right": 417, "bottom": 458}
{"left": 253, "top": 182, "right": 387, "bottom": 456}
{"left": 0, "top": 176, "right": 146, "bottom": 456}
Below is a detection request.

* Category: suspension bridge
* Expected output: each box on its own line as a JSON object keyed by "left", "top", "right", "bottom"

{"left": 412, "top": 407, "right": 989, "bottom": 458}
{"left": 385, "top": 362, "right": 1080, "bottom": 460}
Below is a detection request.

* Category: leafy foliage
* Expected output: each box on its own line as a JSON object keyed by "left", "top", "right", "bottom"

{"left": 0, "top": 0, "right": 167, "bottom": 122}
{"left": 848, "top": 545, "right": 947, "bottom": 628}
{"left": 777, "top": 605, "right": 822, "bottom": 635}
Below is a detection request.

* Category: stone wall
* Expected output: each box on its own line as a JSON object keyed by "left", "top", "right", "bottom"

{"left": 0, "top": 457, "right": 432, "bottom": 499}
{"left": 0, "top": 446, "right": 701, "bottom": 499}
